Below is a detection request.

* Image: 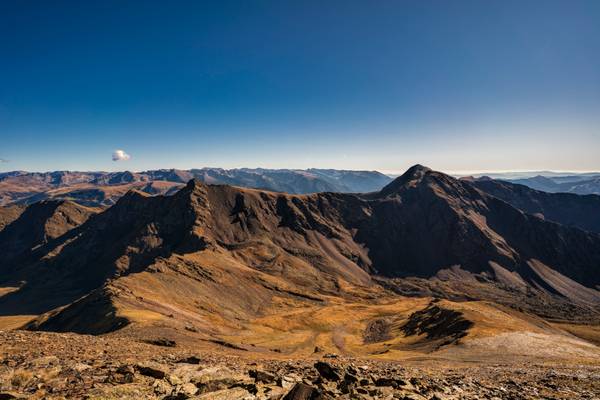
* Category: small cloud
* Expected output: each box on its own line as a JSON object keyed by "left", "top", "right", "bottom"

{"left": 112, "top": 149, "right": 131, "bottom": 162}
{"left": 0, "top": 158, "right": 8, "bottom": 163}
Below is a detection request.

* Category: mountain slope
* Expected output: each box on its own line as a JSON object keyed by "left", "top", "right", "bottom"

{"left": 0, "top": 200, "right": 98, "bottom": 277}
{"left": 1, "top": 165, "right": 599, "bottom": 338}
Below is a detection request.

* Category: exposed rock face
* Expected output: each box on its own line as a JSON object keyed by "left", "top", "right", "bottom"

{"left": 1, "top": 165, "right": 599, "bottom": 334}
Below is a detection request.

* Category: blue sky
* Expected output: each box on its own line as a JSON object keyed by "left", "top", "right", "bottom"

{"left": 1, "top": 0, "right": 599, "bottom": 173}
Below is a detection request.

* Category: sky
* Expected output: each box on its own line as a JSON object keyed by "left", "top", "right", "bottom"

{"left": 1, "top": 0, "right": 599, "bottom": 174}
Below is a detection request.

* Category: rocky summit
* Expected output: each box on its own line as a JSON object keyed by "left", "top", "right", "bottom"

{"left": 1, "top": 165, "right": 599, "bottom": 399}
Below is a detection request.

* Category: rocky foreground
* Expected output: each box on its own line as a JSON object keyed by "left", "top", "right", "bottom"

{"left": 0, "top": 331, "right": 599, "bottom": 400}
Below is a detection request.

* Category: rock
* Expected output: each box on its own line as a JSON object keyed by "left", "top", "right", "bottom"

{"left": 192, "top": 366, "right": 249, "bottom": 394}
{"left": 163, "top": 394, "right": 191, "bottom": 400}
{"left": 136, "top": 362, "right": 169, "bottom": 379}
{"left": 233, "top": 382, "right": 258, "bottom": 395}
{"left": 0, "top": 394, "right": 21, "bottom": 400}
{"left": 313, "top": 346, "right": 323, "bottom": 353}
{"left": 177, "top": 356, "right": 202, "bottom": 365}
{"left": 72, "top": 362, "right": 92, "bottom": 373}
{"left": 338, "top": 380, "right": 352, "bottom": 394}
{"left": 314, "top": 362, "right": 340, "bottom": 381}
{"left": 106, "top": 369, "right": 135, "bottom": 384}
{"left": 249, "top": 369, "right": 276, "bottom": 384}
{"left": 375, "top": 377, "right": 398, "bottom": 388}
{"left": 196, "top": 387, "right": 254, "bottom": 399}
{"left": 322, "top": 354, "right": 338, "bottom": 359}
{"left": 279, "top": 374, "right": 301, "bottom": 389}
{"left": 343, "top": 372, "right": 358, "bottom": 384}
{"left": 168, "top": 374, "right": 183, "bottom": 385}
{"left": 146, "top": 338, "right": 177, "bottom": 347}
{"left": 153, "top": 379, "right": 172, "bottom": 395}
{"left": 282, "top": 382, "right": 326, "bottom": 400}
{"left": 180, "top": 382, "right": 199, "bottom": 396}
{"left": 117, "top": 364, "right": 135, "bottom": 375}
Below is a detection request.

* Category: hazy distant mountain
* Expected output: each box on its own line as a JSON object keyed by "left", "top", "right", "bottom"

{"left": 468, "top": 171, "right": 600, "bottom": 180}
{"left": 508, "top": 175, "right": 600, "bottom": 195}
{"left": 0, "top": 168, "right": 393, "bottom": 207}
{"left": 466, "top": 178, "right": 600, "bottom": 233}
{"left": 462, "top": 171, "right": 600, "bottom": 195}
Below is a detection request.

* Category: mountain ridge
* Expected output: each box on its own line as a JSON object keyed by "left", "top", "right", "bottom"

{"left": 1, "top": 165, "right": 599, "bottom": 340}
{"left": 0, "top": 167, "right": 393, "bottom": 207}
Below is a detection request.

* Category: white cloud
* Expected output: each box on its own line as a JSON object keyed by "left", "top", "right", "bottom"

{"left": 112, "top": 150, "right": 131, "bottom": 162}
{"left": 0, "top": 158, "right": 8, "bottom": 163}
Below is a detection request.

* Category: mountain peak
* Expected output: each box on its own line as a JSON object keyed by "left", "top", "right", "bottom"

{"left": 403, "top": 164, "right": 432, "bottom": 178}
{"left": 377, "top": 164, "right": 433, "bottom": 197}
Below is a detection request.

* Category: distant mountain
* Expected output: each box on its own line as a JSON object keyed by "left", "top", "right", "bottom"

{"left": 468, "top": 171, "right": 600, "bottom": 180}
{"left": 0, "top": 168, "right": 393, "bottom": 207}
{"left": 460, "top": 171, "right": 600, "bottom": 195}
{"left": 466, "top": 178, "right": 600, "bottom": 233}
{"left": 509, "top": 175, "right": 600, "bottom": 195}
{"left": 1, "top": 165, "right": 599, "bottom": 338}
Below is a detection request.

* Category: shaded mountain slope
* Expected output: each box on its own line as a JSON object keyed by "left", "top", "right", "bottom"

{"left": 467, "top": 178, "right": 600, "bottom": 233}
{"left": 0, "top": 200, "right": 98, "bottom": 277}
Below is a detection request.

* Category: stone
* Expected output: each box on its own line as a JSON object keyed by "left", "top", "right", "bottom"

{"left": 375, "top": 377, "right": 398, "bottom": 388}
{"left": 168, "top": 374, "right": 183, "bottom": 385}
{"left": 177, "top": 356, "right": 202, "bottom": 365}
{"left": 146, "top": 338, "right": 177, "bottom": 347}
{"left": 196, "top": 387, "right": 254, "bottom": 399}
{"left": 280, "top": 374, "right": 301, "bottom": 389}
{"left": 314, "top": 362, "right": 340, "bottom": 382}
{"left": 282, "top": 382, "right": 325, "bottom": 400}
{"left": 181, "top": 382, "right": 199, "bottom": 396}
{"left": 249, "top": 369, "right": 277, "bottom": 384}
{"left": 136, "top": 362, "right": 169, "bottom": 379}
{"left": 344, "top": 372, "right": 358, "bottom": 384}
{"left": 153, "top": 379, "right": 172, "bottom": 395}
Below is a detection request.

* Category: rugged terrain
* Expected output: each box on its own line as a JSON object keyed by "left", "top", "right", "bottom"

{"left": 1, "top": 330, "right": 599, "bottom": 400}
{"left": 0, "top": 168, "right": 392, "bottom": 207}
{"left": 0, "top": 165, "right": 599, "bottom": 399}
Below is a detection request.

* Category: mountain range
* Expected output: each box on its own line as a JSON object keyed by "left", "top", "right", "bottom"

{"left": 465, "top": 172, "right": 600, "bottom": 195}
{"left": 508, "top": 174, "right": 600, "bottom": 195}
{"left": 1, "top": 165, "right": 599, "bottom": 344}
{"left": 0, "top": 168, "right": 392, "bottom": 207}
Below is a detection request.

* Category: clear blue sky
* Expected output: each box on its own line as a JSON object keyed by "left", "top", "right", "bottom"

{"left": 1, "top": 0, "right": 599, "bottom": 173}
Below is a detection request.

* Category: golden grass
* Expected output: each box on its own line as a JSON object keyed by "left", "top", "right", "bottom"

{"left": 0, "top": 315, "right": 37, "bottom": 330}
